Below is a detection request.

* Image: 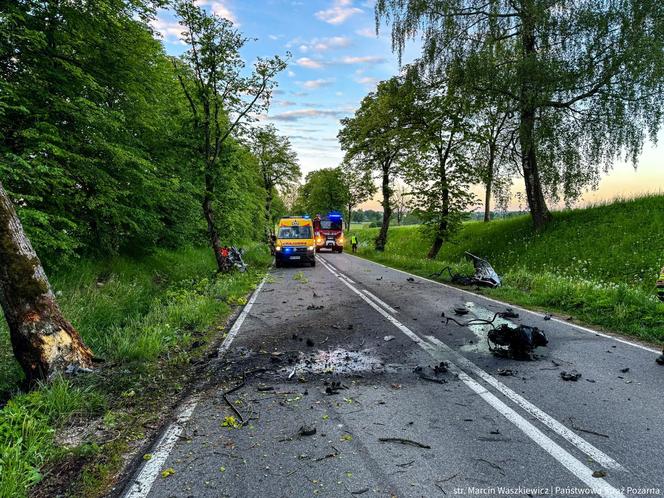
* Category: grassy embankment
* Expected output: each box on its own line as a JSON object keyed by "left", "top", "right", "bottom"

{"left": 350, "top": 195, "right": 664, "bottom": 345}
{"left": 0, "top": 245, "right": 271, "bottom": 497}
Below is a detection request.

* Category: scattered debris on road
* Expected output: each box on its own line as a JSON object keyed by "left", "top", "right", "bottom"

{"left": 298, "top": 425, "right": 317, "bottom": 437}
{"left": 560, "top": 370, "right": 582, "bottom": 381}
{"left": 414, "top": 362, "right": 449, "bottom": 384}
{"left": 592, "top": 470, "right": 607, "bottom": 478}
{"left": 306, "top": 304, "right": 324, "bottom": 310}
{"left": 497, "top": 368, "right": 516, "bottom": 376}
{"left": 383, "top": 335, "right": 395, "bottom": 342}
{"left": 406, "top": 277, "right": 415, "bottom": 282}
{"left": 568, "top": 417, "right": 609, "bottom": 438}
{"left": 378, "top": 437, "right": 431, "bottom": 449}
{"left": 454, "top": 306, "right": 470, "bottom": 315}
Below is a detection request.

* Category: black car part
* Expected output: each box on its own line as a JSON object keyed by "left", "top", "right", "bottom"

{"left": 429, "top": 252, "right": 501, "bottom": 288}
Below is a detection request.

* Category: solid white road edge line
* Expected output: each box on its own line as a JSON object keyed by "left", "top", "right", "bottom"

{"left": 319, "top": 257, "right": 626, "bottom": 498}
{"left": 122, "top": 275, "right": 268, "bottom": 498}
{"left": 344, "top": 253, "right": 660, "bottom": 354}
{"left": 219, "top": 276, "right": 267, "bottom": 355}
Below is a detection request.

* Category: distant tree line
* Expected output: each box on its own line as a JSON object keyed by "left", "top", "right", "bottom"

{"left": 338, "top": 0, "right": 664, "bottom": 258}
{"left": 0, "top": 0, "right": 298, "bottom": 381}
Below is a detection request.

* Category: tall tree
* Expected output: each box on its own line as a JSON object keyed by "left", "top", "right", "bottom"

{"left": 0, "top": 181, "right": 93, "bottom": 382}
{"left": 391, "top": 182, "right": 411, "bottom": 225}
{"left": 377, "top": 0, "right": 664, "bottom": 230}
{"left": 172, "top": 0, "right": 286, "bottom": 271}
{"left": 341, "top": 167, "right": 376, "bottom": 230}
{"left": 250, "top": 125, "right": 301, "bottom": 242}
{"left": 339, "top": 77, "right": 415, "bottom": 250}
{"left": 297, "top": 168, "right": 350, "bottom": 217}
{"left": 403, "top": 71, "right": 476, "bottom": 259}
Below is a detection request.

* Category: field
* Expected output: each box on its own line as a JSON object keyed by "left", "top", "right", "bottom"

{"left": 349, "top": 195, "right": 664, "bottom": 344}
{"left": 0, "top": 245, "right": 271, "bottom": 497}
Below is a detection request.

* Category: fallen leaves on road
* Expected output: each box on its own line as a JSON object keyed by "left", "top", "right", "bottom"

{"left": 161, "top": 468, "right": 175, "bottom": 478}
{"left": 221, "top": 415, "right": 242, "bottom": 429}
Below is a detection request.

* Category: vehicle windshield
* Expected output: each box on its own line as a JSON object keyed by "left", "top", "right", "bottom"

{"left": 320, "top": 220, "right": 342, "bottom": 230}
{"left": 278, "top": 226, "right": 312, "bottom": 239}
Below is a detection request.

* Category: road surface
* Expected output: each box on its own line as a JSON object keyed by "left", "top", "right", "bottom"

{"left": 121, "top": 253, "right": 664, "bottom": 498}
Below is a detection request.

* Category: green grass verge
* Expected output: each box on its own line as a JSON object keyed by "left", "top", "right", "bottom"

{"left": 348, "top": 195, "right": 664, "bottom": 345}
{"left": 0, "top": 244, "right": 272, "bottom": 497}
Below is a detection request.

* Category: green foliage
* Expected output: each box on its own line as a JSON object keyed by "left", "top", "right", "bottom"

{"left": 376, "top": 0, "right": 664, "bottom": 228}
{"left": 296, "top": 167, "right": 349, "bottom": 216}
{"left": 0, "top": 0, "right": 206, "bottom": 264}
{"left": 0, "top": 244, "right": 272, "bottom": 496}
{"left": 352, "top": 195, "right": 664, "bottom": 342}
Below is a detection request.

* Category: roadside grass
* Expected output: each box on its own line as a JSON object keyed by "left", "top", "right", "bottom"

{"left": 348, "top": 195, "right": 664, "bottom": 344}
{"left": 0, "top": 244, "right": 272, "bottom": 497}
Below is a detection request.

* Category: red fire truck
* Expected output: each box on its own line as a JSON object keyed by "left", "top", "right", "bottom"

{"left": 313, "top": 212, "right": 345, "bottom": 253}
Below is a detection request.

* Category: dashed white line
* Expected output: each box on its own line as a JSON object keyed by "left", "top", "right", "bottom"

{"left": 320, "top": 257, "right": 626, "bottom": 498}
{"left": 122, "top": 275, "right": 268, "bottom": 498}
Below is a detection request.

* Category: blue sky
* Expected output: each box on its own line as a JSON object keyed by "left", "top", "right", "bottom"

{"left": 152, "top": 0, "right": 662, "bottom": 208}
{"left": 152, "top": 0, "right": 418, "bottom": 176}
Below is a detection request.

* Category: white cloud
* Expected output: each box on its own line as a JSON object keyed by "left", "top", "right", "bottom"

{"left": 356, "top": 76, "right": 379, "bottom": 87}
{"left": 270, "top": 109, "right": 345, "bottom": 121}
{"left": 195, "top": 0, "right": 238, "bottom": 24}
{"left": 288, "top": 70, "right": 296, "bottom": 77}
{"left": 340, "top": 55, "right": 386, "bottom": 64}
{"left": 296, "top": 57, "right": 324, "bottom": 69}
{"left": 150, "top": 16, "right": 185, "bottom": 43}
{"left": 300, "top": 78, "right": 335, "bottom": 89}
{"left": 306, "top": 36, "right": 352, "bottom": 52}
{"left": 315, "top": 0, "right": 363, "bottom": 25}
{"left": 356, "top": 26, "right": 376, "bottom": 38}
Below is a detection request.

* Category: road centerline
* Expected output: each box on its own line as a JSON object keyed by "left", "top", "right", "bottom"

{"left": 319, "top": 256, "right": 626, "bottom": 497}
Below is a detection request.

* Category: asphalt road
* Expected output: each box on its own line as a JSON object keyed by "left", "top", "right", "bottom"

{"left": 122, "top": 252, "right": 664, "bottom": 498}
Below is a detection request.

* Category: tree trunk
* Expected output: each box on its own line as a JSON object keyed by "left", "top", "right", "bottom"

{"left": 203, "top": 171, "right": 224, "bottom": 272}
{"left": 427, "top": 185, "right": 449, "bottom": 260}
{"left": 0, "top": 181, "right": 93, "bottom": 383}
{"left": 264, "top": 187, "right": 274, "bottom": 244}
{"left": 519, "top": 4, "right": 551, "bottom": 230}
{"left": 375, "top": 165, "right": 392, "bottom": 251}
{"left": 347, "top": 203, "right": 353, "bottom": 231}
{"left": 484, "top": 142, "right": 495, "bottom": 223}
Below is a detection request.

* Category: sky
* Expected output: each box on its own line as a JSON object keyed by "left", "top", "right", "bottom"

{"left": 152, "top": 0, "right": 663, "bottom": 211}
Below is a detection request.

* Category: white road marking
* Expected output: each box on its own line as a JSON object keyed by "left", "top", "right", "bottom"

{"left": 426, "top": 335, "right": 624, "bottom": 471}
{"left": 122, "top": 398, "right": 198, "bottom": 498}
{"left": 320, "top": 257, "right": 626, "bottom": 497}
{"left": 122, "top": 275, "right": 267, "bottom": 498}
{"left": 219, "top": 276, "right": 267, "bottom": 354}
{"left": 362, "top": 289, "right": 399, "bottom": 314}
{"left": 344, "top": 253, "right": 661, "bottom": 354}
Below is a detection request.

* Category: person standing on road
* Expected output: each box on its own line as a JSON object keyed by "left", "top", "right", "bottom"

{"left": 351, "top": 234, "right": 358, "bottom": 253}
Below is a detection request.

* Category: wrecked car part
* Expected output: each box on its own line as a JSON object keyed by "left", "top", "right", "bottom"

{"left": 487, "top": 324, "right": 548, "bottom": 356}
{"left": 429, "top": 253, "right": 501, "bottom": 288}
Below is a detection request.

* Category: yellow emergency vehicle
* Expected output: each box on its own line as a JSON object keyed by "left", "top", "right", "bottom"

{"left": 274, "top": 217, "right": 316, "bottom": 268}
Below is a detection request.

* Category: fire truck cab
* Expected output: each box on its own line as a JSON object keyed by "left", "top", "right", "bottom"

{"left": 314, "top": 212, "right": 344, "bottom": 253}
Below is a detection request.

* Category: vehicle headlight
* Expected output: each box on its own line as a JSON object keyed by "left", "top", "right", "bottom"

{"left": 307, "top": 246, "right": 315, "bottom": 251}
{"left": 275, "top": 246, "right": 281, "bottom": 252}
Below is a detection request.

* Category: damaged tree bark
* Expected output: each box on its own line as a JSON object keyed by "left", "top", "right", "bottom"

{"left": 0, "top": 181, "right": 93, "bottom": 383}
